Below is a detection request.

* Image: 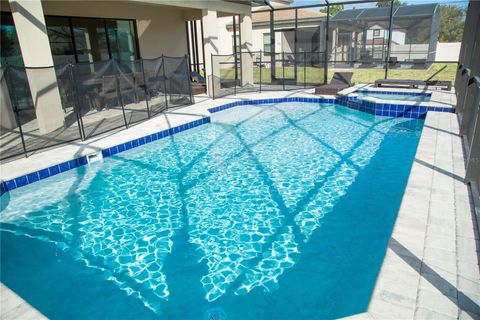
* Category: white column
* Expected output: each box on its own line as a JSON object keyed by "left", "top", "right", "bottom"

{"left": 9, "top": 0, "right": 65, "bottom": 134}
{"left": 0, "top": 71, "right": 16, "bottom": 130}
{"left": 240, "top": 14, "right": 253, "bottom": 86}
{"left": 202, "top": 9, "right": 220, "bottom": 97}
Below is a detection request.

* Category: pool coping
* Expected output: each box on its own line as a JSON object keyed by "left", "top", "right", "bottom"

{"left": 0, "top": 89, "right": 455, "bottom": 195}
{"left": 0, "top": 283, "right": 47, "bottom": 320}
{"left": 337, "top": 86, "right": 454, "bottom": 118}
{"left": 343, "top": 112, "right": 479, "bottom": 319}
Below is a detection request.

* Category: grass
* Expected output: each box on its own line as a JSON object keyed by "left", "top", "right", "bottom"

{"left": 219, "top": 63, "right": 457, "bottom": 86}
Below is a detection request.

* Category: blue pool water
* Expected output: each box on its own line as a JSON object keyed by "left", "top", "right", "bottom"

{"left": 0, "top": 102, "right": 423, "bottom": 319}
{"left": 356, "top": 91, "right": 431, "bottom": 102}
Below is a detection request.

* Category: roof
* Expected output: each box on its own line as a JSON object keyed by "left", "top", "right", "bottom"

{"left": 331, "top": 3, "right": 438, "bottom": 21}
{"left": 252, "top": 8, "right": 326, "bottom": 23}
{"left": 365, "top": 38, "right": 399, "bottom": 45}
{"left": 226, "top": 7, "right": 325, "bottom": 29}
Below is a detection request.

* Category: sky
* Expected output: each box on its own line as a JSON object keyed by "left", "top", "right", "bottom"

{"left": 291, "top": 0, "right": 468, "bottom": 9}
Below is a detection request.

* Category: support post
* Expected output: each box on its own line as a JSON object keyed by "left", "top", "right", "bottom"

{"left": 185, "top": 22, "right": 191, "bottom": 72}
{"left": 282, "top": 51, "right": 285, "bottom": 90}
{"left": 202, "top": 9, "right": 220, "bottom": 97}
{"left": 240, "top": 13, "right": 253, "bottom": 86}
{"left": 200, "top": 19, "right": 206, "bottom": 74}
{"left": 233, "top": 16, "right": 239, "bottom": 83}
{"left": 384, "top": 0, "right": 394, "bottom": 79}
{"left": 304, "top": 51, "right": 307, "bottom": 88}
{"left": 9, "top": 0, "right": 65, "bottom": 134}
{"left": 259, "top": 50, "right": 263, "bottom": 92}
{"left": 270, "top": 10, "right": 275, "bottom": 82}
{"left": 324, "top": 0, "right": 330, "bottom": 84}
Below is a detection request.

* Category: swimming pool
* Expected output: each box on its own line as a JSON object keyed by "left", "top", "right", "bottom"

{"left": 355, "top": 90, "right": 431, "bottom": 102}
{"left": 0, "top": 102, "right": 423, "bottom": 319}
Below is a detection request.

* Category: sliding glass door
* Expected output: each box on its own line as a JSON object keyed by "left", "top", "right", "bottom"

{"left": 45, "top": 15, "right": 140, "bottom": 64}
{"left": 45, "top": 16, "right": 76, "bottom": 65}
{"left": 1, "top": 12, "right": 23, "bottom": 66}
{"left": 71, "top": 17, "right": 110, "bottom": 63}
{"left": 106, "top": 19, "right": 137, "bottom": 61}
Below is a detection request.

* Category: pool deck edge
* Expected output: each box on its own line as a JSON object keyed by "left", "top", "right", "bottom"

{"left": 346, "top": 112, "right": 480, "bottom": 319}
{"left": 0, "top": 283, "right": 47, "bottom": 320}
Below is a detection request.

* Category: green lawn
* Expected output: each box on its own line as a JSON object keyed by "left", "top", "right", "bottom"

{"left": 219, "top": 63, "right": 457, "bottom": 86}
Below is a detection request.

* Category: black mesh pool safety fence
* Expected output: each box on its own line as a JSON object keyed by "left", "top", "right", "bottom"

{"left": 0, "top": 55, "right": 193, "bottom": 162}
{"left": 211, "top": 51, "right": 327, "bottom": 99}
{"left": 211, "top": 50, "right": 458, "bottom": 100}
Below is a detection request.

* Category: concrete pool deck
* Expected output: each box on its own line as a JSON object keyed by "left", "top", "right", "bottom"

{"left": 1, "top": 88, "right": 478, "bottom": 319}
{"left": 0, "top": 284, "right": 47, "bottom": 320}
{"left": 344, "top": 111, "right": 480, "bottom": 320}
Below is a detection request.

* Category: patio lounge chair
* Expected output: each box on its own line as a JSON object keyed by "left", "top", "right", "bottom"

{"left": 374, "top": 65, "right": 452, "bottom": 90}
{"left": 315, "top": 72, "right": 353, "bottom": 95}
{"left": 388, "top": 57, "right": 399, "bottom": 69}
{"left": 359, "top": 55, "right": 375, "bottom": 68}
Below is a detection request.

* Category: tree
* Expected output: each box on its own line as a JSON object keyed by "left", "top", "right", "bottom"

{"left": 439, "top": 5, "right": 465, "bottom": 42}
{"left": 376, "top": 0, "right": 404, "bottom": 7}
{"left": 320, "top": 4, "right": 344, "bottom": 17}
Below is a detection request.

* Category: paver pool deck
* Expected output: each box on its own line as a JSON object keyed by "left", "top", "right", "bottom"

{"left": 1, "top": 87, "right": 478, "bottom": 319}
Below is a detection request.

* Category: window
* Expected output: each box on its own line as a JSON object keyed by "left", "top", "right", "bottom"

{"left": 232, "top": 35, "right": 240, "bottom": 54}
{"left": 1, "top": 12, "right": 23, "bottom": 66}
{"left": 45, "top": 16, "right": 76, "bottom": 64}
{"left": 71, "top": 17, "right": 110, "bottom": 63}
{"left": 106, "top": 19, "right": 138, "bottom": 61}
{"left": 263, "top": 33, "right": 271, "bottom": 53}
{"left": 44, "top": 15, "right": 140, "bottom": 64}
{"left": 373, "top": 29, "right": 381, "bottom": 37}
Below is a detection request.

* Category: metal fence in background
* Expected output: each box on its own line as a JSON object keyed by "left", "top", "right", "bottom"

{"left": 211, "top": 50, "right": 458, "bottom": 99}
{"left": 0, "top": 55, "right": 193, "bottom": 162}
{"left": 211, "top": 51, "right": 327, "bottom": 99}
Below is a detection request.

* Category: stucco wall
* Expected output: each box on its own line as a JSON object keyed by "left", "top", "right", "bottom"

{"left": 435, "top": 42, "right": 461, "bottom": 62}
{"left": 217, "top": 16, "right": 234, "bottom": 55}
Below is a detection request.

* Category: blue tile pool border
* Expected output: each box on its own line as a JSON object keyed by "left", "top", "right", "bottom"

{"left": 335, "top": 94, "right": 454, "bottom": 119}
{"left": 208, "top": 96, "right": 453, "bottom": 120}
{"left": 0, "top": 117, "right": 211, "bottom": 195}
{"left": 207, "top": 97, "right": 336, "bottom": 114}
{"left": 1, "top": 94, "right": 454, "bottom": 196}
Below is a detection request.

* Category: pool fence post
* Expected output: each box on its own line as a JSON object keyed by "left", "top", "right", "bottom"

{"left": 211, "top": 53, "right": 215, "bottom": 99}
{"left": 114, "top": 60, "right": 129, "bottom": 129}
{"left": 259, "top": 50, "right": 262, "bottom": 93}
{"left": 161, "top": 55, "right": 169, "bottom": 110}
{"left": 140, "top": 58, "right": 151, "bottom": 119}
{"left": 304, "top": 51, "right": 307, "bottom": 88}
{"left": 69, "top": 63, "right": 85, "bottom": 140}
{"left": 185, "top": 54, "right": 194, "bottom": 103}
{"left": 282, "top": 51, "right": 285, "bottom": 91}
{"left": 6, "top": 66, "right": 28, "bottom": 158}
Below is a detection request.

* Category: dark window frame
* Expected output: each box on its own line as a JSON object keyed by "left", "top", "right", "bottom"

{"left": 263, "top": 32, "right": 271, "bottom": 53}
{"left": 46, "top": 15, "right": 141, "bottom": 62}
{"left": 1, "top": 11, "right": 141, "bottom": 65}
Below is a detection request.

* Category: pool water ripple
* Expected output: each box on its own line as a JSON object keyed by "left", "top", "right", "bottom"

{"left": 0, "top": 102, "right": 423, "bottom": 319}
